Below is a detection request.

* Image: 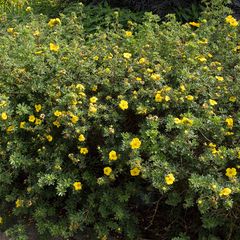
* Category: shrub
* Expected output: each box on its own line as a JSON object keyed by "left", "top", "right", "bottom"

{"left": 0, "top": 0, "right": 240, "bottom": 239}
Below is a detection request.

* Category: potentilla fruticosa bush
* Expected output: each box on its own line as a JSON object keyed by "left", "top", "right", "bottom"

{"left": 0, "top": 0, "right": 240, "bottom": 239}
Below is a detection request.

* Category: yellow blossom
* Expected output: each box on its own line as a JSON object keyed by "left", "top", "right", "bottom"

{"left": 165, "top": 96, "right": 170, "bottom": 102}
{"left": 125, "top": 31, "right": 132, "bottom": 37}
{"left": 28, "top": 115, "right": 35, "bottom": 122}
{"left": 71, "top": 115, "right": 79, "bottom": 124}
{"left": 225, "top": 117, "right": 233, "bottom": 128}
{"left": 165, "top": 173, "right": 175, "bottom": 185}
{"left": 54, "top": 110, "right": 62, "bottom": 117}
{"left": 180, "top": 84, "right": 186, "bottom": 92}
{"left": 7, "top": 125, "right": 14, "bottom": 132}
{"left": 150, "top": 73, "right": 161, "bottom": 81}
{"left": 1, "top": 112, "right": 8, "bottom": 120}
{"left": 138, "top": 58, "right": 146, "bottom": 64}
{"left": 93, "top": 56, "right": 99, "bottom": 61}
{"left": 35, "top": 104, "right": 42, "bottom": 112}
{"left": 225, "top": 168, "right": 237, "bottom": 178}
{"left": 130, "top": 138, "right": 141, "bottom": 149}
{"left": 25, "top": 6, "right": 32, "bottom": 12}
{"left": 78, "top": 134, "right": 85, "bottom": 142}
{"left": 7, "top": 28, "right": 14, "bottom": 33}
{"left": 0, "top": 216, "right": 3, "bottom": 224}
{"left": 136, "top": 77, "right": 142, "bottom": 81}
{"left": 130, "top": 167, "right": 140, "bottom": 176}
{"left": 186, "top": 95, "right": 194, "bottom": 101}
{"left": 104, "top": 167, "right": 112, "bottom": 176}
{"left": 80, "top": 148, "right": 88, "bottom": 155}
{"left": 209, "top": 99, "right": 217, "bottom": 106}
{"left": 16, "top": 199, "right": 23, "bottom": 208}
{"left": 90, "top": 96, "right": 98, "bottom": 103}
{"left": 123, "top": 52, "right": 132, "bottom": 59}
{"left": 119, "top": 100, "right": 128, "bottom": 110}
{"left": 35, "top": 118, "right": 42, "bottom": 125}
{"left": 229, "top": 96, "right": 236, "bottom": 102}
{"left": 89, "top": 104, "right": 97, "bottom": 113}
{"left": 219, "top": 187, "right": 231, "bottom": 197}
{"left": 155, "top": 93, "right": 163, "bottom": 103}
{"left": 48, "top": 18, "right": 61, "bottom": 27}
{"left": 46, "top": 135, "right": 53, "bottom": 142}
{"left": 174, "top": 118, "right": 182, "bottom": 124}
{"left": 225, "top": 15, "right": 238, "bottom": 27}
{"left": 73, "top": 182, "right": 82, "bottom": 191}
{"left": 20, "top": 121, "right": 26, "bottom": 128}
{"left": 33, "top": 30, "right": 40, "bottom": 36}
{"left": 109, "top": 150, "right": 118, "bottom": 161}
{"left": 53, "top": 120, "right": 60, "bottom": 128}
{"left": 215, "top": 76, "right": 224, "bottom": 81}
{"left": 181, "top": 117, "right": 193, "bottom": 126}
{"left": 50, "top": 43, "right": 59, "bottom": 52}
{"left": 189, "top": 22, "right": 200, "bottom": 27}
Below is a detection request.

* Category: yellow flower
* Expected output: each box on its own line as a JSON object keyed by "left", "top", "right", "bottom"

{"left": 16, "top": 199, "right": 23, "bottom": 208}
{"left": 78, "top": 134, "right": 85, "bottom": 142}
{"left": 46, "top": 135, "right": 53, "bottom": 142}
{"left": 35, "top": 104, "right": 42, "bottom": 112}
{"left": 28, "top": 115, "right": 35, "bottom": 122}
{"left": 1, "top": 112, "right": 8, "bottom": 120}
{"left": 180, "top": 84, "right": 186, "bottom": 92}
{"left": 225, "top": 168, "right": 237, "bottom": 178}
{"left": 174, "top": 118, "right": 182, "bottom": 124}
{"left": 209, "top": 143, "right": 216, "bottom": 148}
{"left": 229, "top": 96, "right": 236, "bottom": 102}
{"left": 0, "top": 216, "right": 3, "bottom": 224}
{"left": 225, "top": 15, "right": 238, "bottom": 27}
{"left": 73, "top": 181, "right": 82, "bottom": 191}
{"left": 186, "top": 95, "right": 194, "bottom": 101}
{"left": 219, "top": 187, "right": 231, "bottom": 197}
{"left": 165, "top": 96, "right": 170, "bottom": 102}
{"left": 130, "top": 167, "right": 140, "bottom": 176}
{"left": 7, "top": 28, "right": 14, "bottom": 33}
{"left": 125, "top": 31, "right": 132, "bottom": 37}
{"left": 53, "top": 120, "right": 60, "bottom": 128}
{"left": 35, "top": 118, "right": 42, "bottom": 125}
{"left": 119, "top": 100, "right": 128, "bottom": 110}
{"left": 71, "top": 115, "right": 79, "bottom": 124}
{"left": 33, "top": 30, "right": 40, "bottom": 37}
{"left": 7, "top": 125, "right": 14, "bottom": 132}
{"left": 155, "top": 93, "right": 163, "bottom": 103}
{"left": 80, "top": 148, "right": 88, "bottom": 155}
{"left": 93, "top": 56, "right": 99, "bottom": 61}
{"left": 25, "top": 6, "right": 32, "bottom": 12}
{"left": 165, "top": 173, "right": 175, "bottom": 185}
{"left": 138, "top": 58, "right": 146, "bottom": 64}
{"left": 181, "top": 117, "right": 193, "bottom": 126}
{"left": 89, "top": 104, "right": 97, "bottom": 113}
{"left": 50, "top": 43, "right": 59, "bottom": 52}
{"left": 109, "top": 150, "right": 117, "bottom": 161}
{"left": 209, "top": 99, "right": 217, "bottom": 106}
{"left": 150, "top": 73, "right": 161, "bottom": 81}
{"left": 136, "top": 77, "right": 142, "bottom": 81}
{"left": 20, "top": 121, "right": 26, "bottom": 128}
{"left": 196, "top": 56, "right": 207, "bottom": 62}
{"left": 104, "top": 167, "right": 112, "bottom": 176}
{"left": 54, "top": 110, "right": 62, "bottom": 117}
{"left": 48, "top": 18, "right": 61, "bottom": 27}
{"left": 225, "top": 117, "right": 233, "bottom": 128}
{"left": 215, "top": 76, "right": 224, "bottom": 81}
{"left": 123, "top": 52, "right": 132, "bottom": 59}
{"left": 130, "top": 138, "right": 141, "bottom": 149}
{"left": 189, "top": 22, "right": 200, "bottom": 27}
{"left": 90, "top": 96, "right": 98, "bottom": 103}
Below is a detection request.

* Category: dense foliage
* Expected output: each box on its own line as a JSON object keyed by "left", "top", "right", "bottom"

{"left": 0, "top": 0, "right": 240, "bottom": 239}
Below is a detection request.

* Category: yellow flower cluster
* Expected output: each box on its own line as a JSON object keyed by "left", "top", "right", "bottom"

{"left": 225, "top": 15, "right": 238, "bottom": 27}
{"left": 174, "top": 117, "right": 193, "bottom": 126}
